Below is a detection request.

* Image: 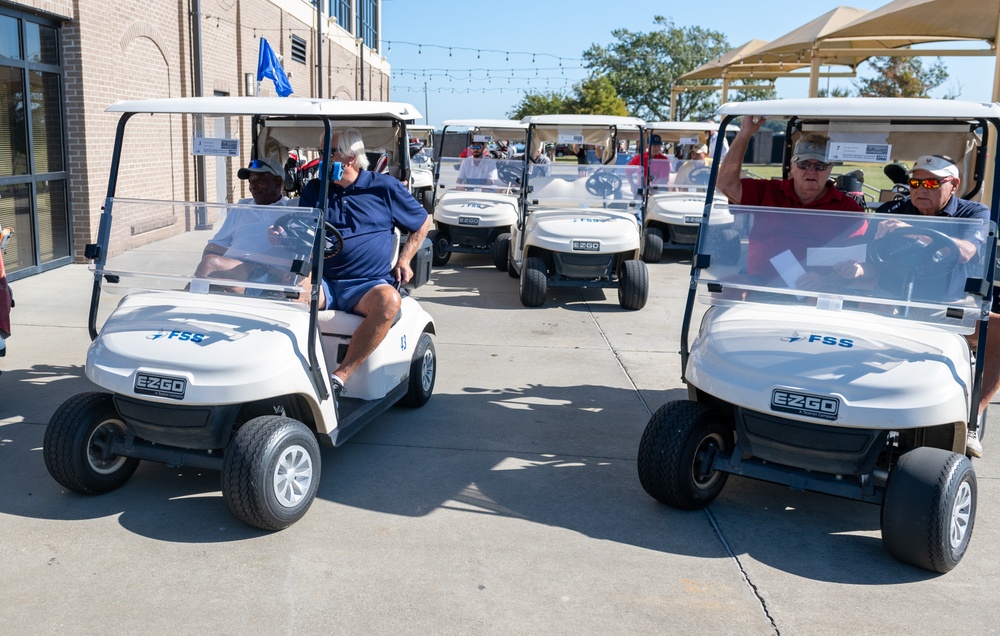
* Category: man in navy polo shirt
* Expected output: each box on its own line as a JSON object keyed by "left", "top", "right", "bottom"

{"left": 299, "top": 128, "right": 431, "bottom": 395}
{"left": 876, "top": 155, "right": 994, "bottom": 458}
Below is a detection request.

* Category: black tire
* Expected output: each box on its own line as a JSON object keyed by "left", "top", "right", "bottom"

{"left": 507, "top": 253, "right": 518, "bottom": 278}
{"left": 429, "top": 229, "right": 451, "bottom": 266}
{"left": 399, "top": 332, "right": 436, "bottom": 407}
{"left": 43, "top": 392, "right": 140, "bottom": 495}
{"left": 520, "top": 256, "right": 547, "bottom": 307}
{"left": 493, "top": 233, "right": 511, "bottom": 271}
{"left": 642, "top": 227, "right": 664, "bottom": 263}
{"left": 714, "top": 228, "right": 742, "bottom": 266}
{"left": 421, "top": 189, "right": 434, "bottom": 213}
{"left": 881, "top": 447, "right": 976, "bottom": 573}
{"left": 222, "top": 416, "right": 321, "bottom": 531}
{"left": 637, "top": 400, "right": 731, "bottom": 509}
{"left": 618, "top": 259, "right": 649, "bottom": 310}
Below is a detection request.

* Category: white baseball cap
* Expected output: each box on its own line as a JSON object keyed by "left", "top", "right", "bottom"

{"left": 909, "top": 155, "right": 959, "bottom": 179}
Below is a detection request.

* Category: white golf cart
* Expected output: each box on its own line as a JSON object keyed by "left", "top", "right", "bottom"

{"left": 505, "top": 114, "right": 649, "bottom": 309}
{"left": 42, "top": 97, "right": 437, "bottom": 531}
{"left": 640, "top": 121, "right": 740, "bottom": 263}
{"left": 408, "top": 123, "right": 436, "bottom": 212}
{"left": 638, "top": 98, "right": 998, "bottom": 572}
{"left": 428, "top": 119, "right": 527, "bottom": 269}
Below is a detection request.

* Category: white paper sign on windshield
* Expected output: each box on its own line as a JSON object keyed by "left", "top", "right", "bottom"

{"left": 192, "top": 136, "right": 240, "bottom": 156}
{"left": 557, "top": 131, "right": 584, "bottom": 144}
{"left": 680, "top": 136, "right": 701, "bottom": 145}
{"left": 826, "top": 142, "right": 891, "bottom": 163}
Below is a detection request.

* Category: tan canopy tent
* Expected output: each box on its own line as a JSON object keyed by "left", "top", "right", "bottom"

{"left": 820, "top": 0, "right": 1000, "bottom": 99}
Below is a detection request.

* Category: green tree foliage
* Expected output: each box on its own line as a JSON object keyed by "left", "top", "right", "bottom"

{"left": 728, "top": 80, "right": 777, "bottom": 103}
{"left": 854, "top": 57, "right": 949, "bottom": 98}
{"left": 571, "top": 76, "right": 630, "bottom": 116}
{"left": 817, "top": 86, "right": 853, "bottom": 98}
{"left": 508, "top": 90, "right": 574, "bottom": 120}
{"left": 508, "top": 76, "right": 629, "bottom": 119}
{"left": 582, "top": 16, "right": 730, "bottom": 121}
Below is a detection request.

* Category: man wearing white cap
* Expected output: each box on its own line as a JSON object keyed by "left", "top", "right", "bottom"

{"left": 194, "top": 155, "right": 294, "bottom": 280}
{"left": 877, "top": 155, "right": 994, "bottom": 457}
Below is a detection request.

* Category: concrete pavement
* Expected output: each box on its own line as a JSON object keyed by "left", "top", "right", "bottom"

{"left": 0, "top": 254, "right": 997, "bottom": 635}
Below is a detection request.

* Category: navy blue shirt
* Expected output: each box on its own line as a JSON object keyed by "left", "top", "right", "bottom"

{"left": 876, "top": 195, "right": 990, "bottom": 300}
{"left": 300, "top": 171, "right": 428, "bottom": 282}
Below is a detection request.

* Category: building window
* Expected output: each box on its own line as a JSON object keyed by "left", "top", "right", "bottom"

{"left": 330, "top": 0, "right": 352, "bottom": 34}
{"left": 290, "top": 34, "right": 307, "bottom": 65}
{"left": 357, "top": 0, "right": 378, "bottom": 51}
{"left": 0, "top": 7, "right": 69, "bottom": 277}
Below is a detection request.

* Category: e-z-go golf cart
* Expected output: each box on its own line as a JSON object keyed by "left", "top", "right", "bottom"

{"left": 428, "top": 119, "right": 527, "bottom": 269}
{"left": 42, "top": 97, "right": 436, "bottom": 530}
{"left": 639, "top": 121, "right": 740, "bottom": 264}
{"left": 638, "top": 98, "right": 998, "bottom": 572}
{"left": 506, "top": 114, "right": 649, "bottom": 309}
{"left": 407, "top": 123, "right": 437, "bottom": 212}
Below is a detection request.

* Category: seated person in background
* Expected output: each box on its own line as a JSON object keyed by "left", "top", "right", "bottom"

{"left": 627, "top": 134, "right": 671, "bottom": 189}
{"left": 530, "top": 142, "right": 551, "bottom": 177}
{"left": 717, "top": 117, "right": 866, "bottom": 285}
{"left": 456, "top": 140, "right": 498, "bottom": 188}
{"left": 298, "top": 128, "right": 431, "bottom": 395}
{"left": 194, "top": 156, "right": 295, "bottom": 283}
{"left": 874, "top": 154, "right": 994, "bottom": 458}
{"left": 674, "top": 144, "right": 713, "bottom": 186}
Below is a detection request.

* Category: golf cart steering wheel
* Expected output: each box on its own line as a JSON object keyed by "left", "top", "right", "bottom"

{"left": 496, "top": 162, "right": 522, "bottom": 186}
{"left": 585, "top": 170, "right": 623, "bottom": 197}
{"left": 870, "top": 225, "right": 962, "bottom": 274}
{"left": 271, "top": 212, "right": 344, "bottom": 260}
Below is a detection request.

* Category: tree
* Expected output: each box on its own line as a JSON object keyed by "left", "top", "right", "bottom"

{"left": 568, "top": 76, "right": 629, "bottom": 116}
{"left": 728, "top": 80, "right": 777, "bottom": 104}
{"left": 817, "top": 86, "right": 853, "bottom": 98}
{"left": 508, "top": 90, "right": 573, "bottom": 120}
{"left": 582, "top": 16, "right": 730, "bottom": 121}
{"left": 507, "top": 76, "right": 628, "bottom": 119}
{"left": 854, "top": 56, "right": 949, "bottom": 98}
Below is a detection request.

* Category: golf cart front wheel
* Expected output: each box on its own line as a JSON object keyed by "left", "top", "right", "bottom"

{"left": 43, "top": 392, "right": 140, "bottom": 495}
{"left": 618, "top": 259, "right": 649, "bottom": 310}
{"left": 637, "top": 400, "right": 731, "bottom": 509}
{"left": 641, "top": 227, "right": 664, "bottom": 263}
{"left": 881, "top": 447, "right": 976, "bottom": 573}
{"left": 222, "top": 416, "right": 321, "bottom": 531}
{"left": 493, "top": 233, "right": 511, "bottom": 271}
{"left": 429, "top": 229, "right": 452, "bottom": 266}
{"left": 520, "top": 256, "right": 547, "bottom": 307}
{"left": 399, "top": 332, "right": 436, "bottom": 407}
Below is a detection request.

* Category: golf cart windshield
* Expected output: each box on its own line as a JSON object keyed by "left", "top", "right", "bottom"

{"left": 526, "top": 162, "right": 642, "bottom": 209}
{"left": 436, "top": 157, "right": 524, "bottom": 195}
{"left": 696, "top": 204, "right": 993, "bottom": 332}
{"left": 95, "top": 198, "right": 320, "bottom": 299}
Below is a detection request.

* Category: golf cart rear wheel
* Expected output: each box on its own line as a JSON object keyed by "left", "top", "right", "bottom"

{"left": 429, "top": 229, "right": 451, "bottom": 266}
{"left": 641, "top": 227, "right": 664, "bottom": 263}
{"left": 399, "top": 332, "right": 436, "bottom": 407}
{"left": 222, "top": 416, "right": 321, "bottom": 531}
{"left": 881, "top": 447, "right": 976, "bottom": 573}
{"left": 637, "top": 400, "right": 731, "bottom": 509}
{"left": 420, "top": 189, "right": 434, "bottom": 213}
{"left": 520, "top": 256, "right": 547, "bottom": 307}
{"left": 618, "top": 259, "right": 649, "bottom": 310}
{"left": 43, "top": 392, "right": 140, "bottom": 495}
{"left": 493, "top": 233, "right": 511, "bottom": 271}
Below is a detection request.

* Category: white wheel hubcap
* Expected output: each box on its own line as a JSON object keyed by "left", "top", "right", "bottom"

{"left": 950, "top": 481, "right": 973, "bottom": 549}
{"left": 273, "top": 444, "right": 313, "bottom": 507}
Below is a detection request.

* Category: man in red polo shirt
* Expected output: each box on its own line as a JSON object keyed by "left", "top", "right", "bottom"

{"left": 717, "top": 116, "right": 866, "bottom": 282}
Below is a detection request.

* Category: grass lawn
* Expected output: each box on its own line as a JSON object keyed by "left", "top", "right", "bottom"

{"left": 744, "top": 162, "right": 895, "bottom": 197}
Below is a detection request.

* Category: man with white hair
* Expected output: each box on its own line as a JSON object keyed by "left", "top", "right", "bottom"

{"left": 876, "top": 154, "right": 995, "bottom": 458}
{"left": 298, "top": 128, "right": 432, "bottom": 396}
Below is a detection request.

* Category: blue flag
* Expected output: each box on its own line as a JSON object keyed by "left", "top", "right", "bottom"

{"left": 257, "top": 38, "right": 293, "bottom": 97}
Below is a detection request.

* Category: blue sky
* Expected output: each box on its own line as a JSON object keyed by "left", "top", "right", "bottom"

{"left": 379, "top": 0, "right": 996, "bottom": 127}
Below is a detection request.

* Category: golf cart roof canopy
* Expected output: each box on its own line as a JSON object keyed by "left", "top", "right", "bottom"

{"left": 441, "top": 119, "right": 527, "bottom": 140}
{"left": 106, "top": 96, "right": 422, "bottom": 120}
{"left": 717, "top": 98, "right": 1000, "bottom": 121}
{"left": 645, "top": 121, "right": 722, "bottom": 132}
{"left": 521, "top": 114, "right": 645, "bottom": 128}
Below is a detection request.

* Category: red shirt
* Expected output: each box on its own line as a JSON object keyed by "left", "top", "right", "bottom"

{"left": 739, "top": 178, "right": 866, "bottom": 278}
{"left": 628, "top": 151, "right": 671, "bottom": 182}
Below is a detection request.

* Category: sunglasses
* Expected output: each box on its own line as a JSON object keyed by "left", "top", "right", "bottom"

{"left": 908, "top": 177, "right": 952, "bottom": 189}
{"left": 248, "top": 159, "right": 270, "bottom": 170}
{"left": 469, "top": 144, "right": 484, "bottom": 149}
{"left": 794, "top": 160, "right": 831, "bottom": 172}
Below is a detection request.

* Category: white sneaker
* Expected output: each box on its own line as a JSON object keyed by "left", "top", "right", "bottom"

{"left": 967, "top": 412, "right": 984, "bottom": 458}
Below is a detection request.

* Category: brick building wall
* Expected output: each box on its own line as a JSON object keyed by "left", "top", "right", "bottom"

{"left": 11, "top": 0, "right": 391, "bottom": 264}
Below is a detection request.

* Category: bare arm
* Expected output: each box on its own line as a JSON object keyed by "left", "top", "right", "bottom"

{"left": 717, "top": 116, "right": 765, "bottom": 204}
{"left": 393, "top": 215, "right": 432, "bottom": 285}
